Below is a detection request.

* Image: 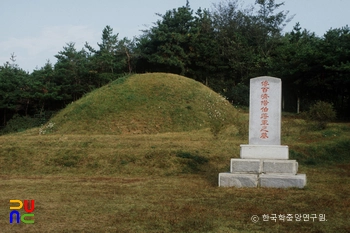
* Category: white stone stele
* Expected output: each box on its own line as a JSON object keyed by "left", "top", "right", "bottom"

{"left": 240, "top": 145, "right": 289, "bottom": 159}
{"left": 249, "top": 76, "right": 281, "bottom": 145}
{"left": 218, "top": 76, "right": 306, "bottom": 188}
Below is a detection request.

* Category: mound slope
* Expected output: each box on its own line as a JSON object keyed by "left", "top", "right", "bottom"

{"left": 47, "top": 73, "right": 237, "bottom": 134}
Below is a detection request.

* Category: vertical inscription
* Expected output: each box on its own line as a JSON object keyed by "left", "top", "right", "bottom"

{"left": 260, "top": 80, "right": 270, "bottom": 139}
{"left": 249, "top": 76, "right": 281, "bottom": 145}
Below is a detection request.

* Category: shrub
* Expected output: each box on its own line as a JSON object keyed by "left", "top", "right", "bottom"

{"left": 305, "top": 101, "right": 336, "bottom": 129}
{"left": 227, "top": 83, "right": 249, "bottom": 106}
{"left": 1, "top": 114, "right": 43, "bottom": 134}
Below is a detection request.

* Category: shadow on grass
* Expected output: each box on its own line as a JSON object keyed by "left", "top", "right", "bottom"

{"left": 175, "top": 151, "right": 209, "bottom": 173}
{"left": 290, "top": 138, "right": 350, "bottom": 166}
{"left": 174, "top": 151, "right": 224, "bottom": 186}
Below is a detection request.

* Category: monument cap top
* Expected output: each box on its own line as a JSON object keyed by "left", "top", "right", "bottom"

{"left": 251, "top": 76, "right": 280, "bottom": 81}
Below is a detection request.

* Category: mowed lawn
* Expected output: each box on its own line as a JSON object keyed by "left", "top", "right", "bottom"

{"left": 0, "top": 121, "right": 349, "bottom": 232}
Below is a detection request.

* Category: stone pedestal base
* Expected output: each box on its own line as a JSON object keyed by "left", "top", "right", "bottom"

{"left": 219, "top": 146, "right": 306, "bottom": 188}
{"left": 240, "top": 145, "right": 289, "bottom": 159}
{"left": 230, "top": 159, "right": 298, "bottom": 174}
{"left": 218, "top": 173, "right": 258, "bottom": 188}
{"left": 259, "top": 174, "right": 306, "bottom": 188}
{"left": 219, "top": 166, "right": 306, "bottom": 188}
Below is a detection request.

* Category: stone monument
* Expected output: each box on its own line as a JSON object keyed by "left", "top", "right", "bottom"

{"left": 219, "top": 76, "right": 306, "bottom": 188}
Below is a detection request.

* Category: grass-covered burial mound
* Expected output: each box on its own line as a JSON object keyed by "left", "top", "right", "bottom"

{"left": 46, "top": 73, "right": 237, "bottom": 135}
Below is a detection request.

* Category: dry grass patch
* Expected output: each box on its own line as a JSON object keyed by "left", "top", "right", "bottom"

{"left": 0, "top": 113, "right": 349, "bottom": 232}
{"left": 0, "top": 167, "right": 349, "bottom": 232}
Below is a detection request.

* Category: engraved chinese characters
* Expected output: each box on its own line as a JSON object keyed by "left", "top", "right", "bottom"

{"left": 260, "top": 80, "right": 270, "bottom": 139}
{"left": 249, "top": 77, "right": 281, "bottom": 145}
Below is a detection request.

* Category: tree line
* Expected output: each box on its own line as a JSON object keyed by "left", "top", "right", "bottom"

{"left": 1, "top": 0, "right": 349, "bottom": 130}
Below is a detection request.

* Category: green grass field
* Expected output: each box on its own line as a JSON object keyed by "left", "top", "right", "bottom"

{"left": 0, "top": 73, "right": 349, "bottom": 232}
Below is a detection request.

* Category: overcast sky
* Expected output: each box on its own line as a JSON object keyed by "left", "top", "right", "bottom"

{"left": 1, "top": 0, "right": 349, "bottom": 72}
